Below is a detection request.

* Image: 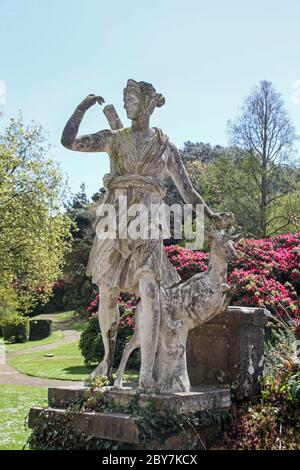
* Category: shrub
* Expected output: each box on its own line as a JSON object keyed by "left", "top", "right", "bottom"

{"left": 228, "top": 269, "right": 298, "bottom": 318}
{"left": 79, "top": 307, "right": 140, "bottom": 370}
{"left": 3, "top": 316, "right": 29, "bottom": 343}
{"left": 164, "top": 234, "right": 300, "bottom": 319}
{"left": 29, "top": 319, "right": 52, "bottom": 340}
{"left": 164, "top": 245, "right": 208, "bottom": 281}
{"left": 220, "top": 367, "right": 300, "bottom": 450}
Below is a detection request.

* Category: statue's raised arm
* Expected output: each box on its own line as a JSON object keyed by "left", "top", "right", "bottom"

{"left": 61, "top": 94, "right": 114, "bottom": 153}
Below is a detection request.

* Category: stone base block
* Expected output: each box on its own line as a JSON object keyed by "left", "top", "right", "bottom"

{"left": 48, "top": 384, "right": 231, "bottom": 414}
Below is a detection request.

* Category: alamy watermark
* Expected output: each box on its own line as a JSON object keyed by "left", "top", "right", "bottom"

{"left": 95, "top": 193, "right": 205, "bottom": 250}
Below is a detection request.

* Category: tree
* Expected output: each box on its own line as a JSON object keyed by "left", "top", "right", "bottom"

{"left": 181, "top": 141, "right": 229, "bottom": 164}
{"left": 0, "top": 117, "right": 73, "bottom": 314}
{"left": 228, "top": 80, "right": 298, "bottom": 237}
{"left": 164, "top": 141, "right": 231, "bottom": 207}
{"left": 186, "top": 153, "right": 300, "bottom": 237}
{"left": 62, "top": 184, "right": 97, "bottom": 311}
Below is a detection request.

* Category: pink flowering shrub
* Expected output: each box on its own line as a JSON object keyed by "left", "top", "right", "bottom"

{"left": 84, "top": 233, "right": 300, "bottom": 330}
{"left": 228, "top": 269, "right": 298, "bottom": 317}
{"left": 164, "top": 245, "right": 208, "bottom": 281}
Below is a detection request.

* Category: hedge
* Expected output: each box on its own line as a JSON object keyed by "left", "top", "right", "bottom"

{"left": 29, "top": 319, "right": 52, "bottom": 341}
{"left": 3, "top": 316, "right": 30, "bottom": 343}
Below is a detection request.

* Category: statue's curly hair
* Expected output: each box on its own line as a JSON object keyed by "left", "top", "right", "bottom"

{"left": 124, "top": 79, "right": 165, "bottom": 108}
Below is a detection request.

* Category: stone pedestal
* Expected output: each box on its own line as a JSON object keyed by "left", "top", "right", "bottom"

{"left": 28, "top": 385, "right": 231, "bottom": 450}
{"left": 187, "top": 306, "right": 270, "bottom": 400}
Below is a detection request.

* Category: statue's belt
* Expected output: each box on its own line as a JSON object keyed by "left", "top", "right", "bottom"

{"left": 103, "top": 173, "right": 166, "bottom": 198}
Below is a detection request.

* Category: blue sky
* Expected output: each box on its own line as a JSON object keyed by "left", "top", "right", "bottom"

{"left": 1, "top": 0, "right": 300, "bottom": 197}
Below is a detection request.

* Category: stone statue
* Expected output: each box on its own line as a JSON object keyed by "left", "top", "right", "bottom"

{"left": 61, "top": 79, "right": 229, "bottom": 391}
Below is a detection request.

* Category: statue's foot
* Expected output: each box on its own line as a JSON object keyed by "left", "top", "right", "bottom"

{"left": 91, "top": 359, "right": 109, "bottom": 378}
{"left": 113, "top": 377, "right": 123, "bottom": 389}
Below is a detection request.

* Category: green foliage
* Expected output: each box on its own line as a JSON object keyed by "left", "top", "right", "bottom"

{"left": 0, "top": 116, "right": 73, "bottom": 314}
{"left": 61, "top": 184, "right": 96, "bottom": 312}
{"left": 84, "top": 375, "right": 110, "bottom": 389}
{"left": 0, "top": 284, "right": 18, "bottom": 335}
{"left": 29, "top": 319, "right": 52, "bottom": 341}
{"left": 3, "top": 315, "right": 29, "bottom": 343}
{"left": 79, "top": 316, "right": 103, "bottom": 366}
{"left": 79, "top": 312, "right": 140, "bottom": 370}
{"left": 186, "top": 155, "right": 300, "bottom": 238}
{"left": 264, "top": 325, "right": 296, "bottom": 376}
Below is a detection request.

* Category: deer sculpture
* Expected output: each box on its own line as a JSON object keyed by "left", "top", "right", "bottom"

{"left": 114, "top": 220, "right": 241, "bottom": 393}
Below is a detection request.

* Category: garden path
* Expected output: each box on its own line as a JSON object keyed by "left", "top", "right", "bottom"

{"left": 9, "top": 330, "right": 80, "bottom": 356}
{"left": 0, "top": 362, "right": 84, "bottom": 387}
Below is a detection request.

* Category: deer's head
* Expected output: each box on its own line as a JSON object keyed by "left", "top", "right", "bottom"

{"left": 205, "top": 214, "right": 242, "bottom": 262}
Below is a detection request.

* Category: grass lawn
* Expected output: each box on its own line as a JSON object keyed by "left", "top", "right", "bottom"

{"left": 9, "top": 340, "right": 91, "bottom": 381}
{"left": 0, "top": 385, "right": 47, "bottom": 450}
{"left": 9, "top": 339, "right": 139, "bottom": 383}
{"left": 37, "top": 311, "right": 88, "bottom": 332}
{"left": 37, "top": 311, "right": 75, "bottom": 322}
{"left": 69, "top": 318, "right": 88, "bottom": 332}
{"left": 5, "top": 330, "right": 64, "bottom": 353}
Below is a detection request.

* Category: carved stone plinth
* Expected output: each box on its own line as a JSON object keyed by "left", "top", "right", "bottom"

{"left": 187, "top": 306, "right": 270, "bottom": 399}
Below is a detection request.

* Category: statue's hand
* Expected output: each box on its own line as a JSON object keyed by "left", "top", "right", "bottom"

{"left": 79, "top": 94, "right": 105, "bottom": 109}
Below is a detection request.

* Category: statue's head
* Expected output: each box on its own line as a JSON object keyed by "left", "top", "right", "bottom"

{"left": 123, "top": 79, "right": 165, "bottom": 120}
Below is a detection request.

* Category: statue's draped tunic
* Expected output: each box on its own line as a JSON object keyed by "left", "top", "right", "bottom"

{"left": 86, "top": 127, "right": 181, "bottom": 290}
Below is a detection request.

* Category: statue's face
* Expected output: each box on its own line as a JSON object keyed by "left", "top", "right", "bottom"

{"left": 123, "top": 88, "right": 141, "bottom": 119}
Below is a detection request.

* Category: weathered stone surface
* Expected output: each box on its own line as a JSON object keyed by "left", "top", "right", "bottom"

{"left": 139, "top": 432, "right": 200, "bottom": 450}
{"left": 47, "top": 385, "right": 231, "bottom": 413}
{"left": 48, "top": 385, "right": 89, "bottom": 409}
{"left": 28, "top": 406, "right": 140, "bottom": 444}
{"left": 187, "top": 306, "right": 270, "bottom": 399}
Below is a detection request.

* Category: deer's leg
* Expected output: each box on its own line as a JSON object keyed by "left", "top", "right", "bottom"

{"left": 114, "top": 333, "right": 140, "bottom": 388}
{"left": 90, "top": 284, "right": 120, "bottom": 381}
{"left": 114, "top": 301, "right": 141, "bottom": 388}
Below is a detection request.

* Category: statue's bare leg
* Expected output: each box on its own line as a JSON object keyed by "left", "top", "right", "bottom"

{"left": 138, "top": 273, "right": 161, "bottom": 391}
{"left": 90, "top": 284, "right": 120, "bottom": 380}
